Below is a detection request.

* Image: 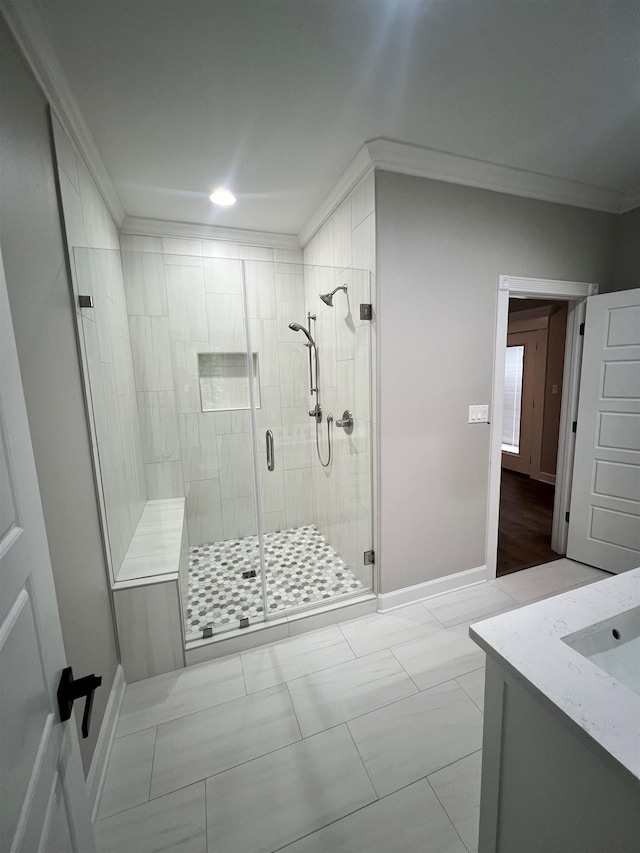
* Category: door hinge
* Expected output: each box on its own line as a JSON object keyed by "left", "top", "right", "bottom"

{"left": 364, "top": 549, "right": 375, "bottom": 565}
{"left": 579, "top": 322, "right": 585, "bottom": 336}
{"left": 565, "top": 511, "right": 570, "bottom": 523}
{"left": 572, "top": 421, "right": 577, "bottom": 433}
{"left": 360, "top": 304, "right": 373, "bottom": 321}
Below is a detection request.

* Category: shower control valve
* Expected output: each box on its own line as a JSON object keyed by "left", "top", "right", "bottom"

{"left": 336, "top": 410, "right": 354, "bottom": 434}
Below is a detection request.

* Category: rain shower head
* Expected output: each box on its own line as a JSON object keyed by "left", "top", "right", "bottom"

{"left": 289, "top": 322, "right": 316, "bottom": 347}
{"left": 319, "top": 284, "right": 348, "bottom": 307}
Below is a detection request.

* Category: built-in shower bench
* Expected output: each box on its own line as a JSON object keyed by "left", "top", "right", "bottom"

{"left": 112, "top": 498, "right": 188, "bottom": 682}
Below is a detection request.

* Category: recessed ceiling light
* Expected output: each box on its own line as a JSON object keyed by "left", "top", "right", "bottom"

{"left": 209, "top": 187, "right": 236, "bottom": 206}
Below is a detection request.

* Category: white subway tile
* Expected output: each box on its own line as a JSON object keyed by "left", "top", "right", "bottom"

{"left": 123, "top": 251, "right": 168, "bottom": 316}
{"left": 162, "top": 237, "right": 202, "bottom": 257}
{"left": 217, "top": 433, "right": 254, "bottom": 499}
{"left": 173, "top": 341, "right": 208, "bottom": 413}
{"left": 58, "top": 172, "right": 87, "bottom": 249}
{"left": 245, "top": 260, "right": 276, "bottom": 319}
{"left": 279, "top": 343, "right": 310, "bottom": 409}
{"left": 352, "top": 212, "right": 375, "bottom": 273}
{"left": 333, "top": 199, "right": 353, "bottom": 269}
{"left": 129, "top": 316, "right": 175, "bottom": 391}
{"left": 222, "top": 496, "right": 258, "bottom": 540}
{"left": 249, "top": 319, "right": 279, "bottom": 387}
{"left": 51, "top": 114, "right": 79, "bottom": 190}
{"left": 137, "top": 391, "right": 181, "bottom": 463}
{"left": 119, "top": 234, "right": 163, "bottom": 253}
{"left": 284, "top": 468, "right": 313, "bottom": 529}
{"left": 350, "top": 171, "right": 375, "bottom": 229}
{"left": 203, "top": 258, "right": 243, "bottom": 294}
{"left": 201, "top": 240, "right": 240, "bottom": 259}
{"left": 206, "top": 293, "right": 247, "bottom": 351}
{"left": 179, "top": 413, "right": 220, "bottom": 481}
{"left": 240, "top": 245, "right": 274, "bottom": 262}
{"left": 166, "top": 265, "right": 208, "bottom": 341}
{"left": 185, "top": 479, "right": 224, "bottom": 546}
{"left": 145, "top": 461, "right": 185, "bottom": 499}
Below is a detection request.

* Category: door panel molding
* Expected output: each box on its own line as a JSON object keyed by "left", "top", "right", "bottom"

{"left": 566, "top": 288, "right": 640, "bottom": 572}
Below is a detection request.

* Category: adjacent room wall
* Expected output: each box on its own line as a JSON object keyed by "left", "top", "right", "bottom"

{"left": 540, "top": 304, "right": 568, "bottom": 479}
{"left": 375, "top": 171, "right": 617, "bottom": 594}
{"left": 0, "top": 16, "right": 119, "bottom": 772}
{"left": 609, "top": 206, "right": 640, "bottom": 292}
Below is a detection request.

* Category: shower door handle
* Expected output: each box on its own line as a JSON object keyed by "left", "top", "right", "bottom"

{"left": 266, "top": 430, "right": 275, "bottom": 471}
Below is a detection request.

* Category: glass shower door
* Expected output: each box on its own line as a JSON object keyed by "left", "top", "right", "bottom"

{"left": 245, "top": 258, "right": 374, "bottom": 620}
{"left": 185, "top": 255, "right": 266, "bottom": 637}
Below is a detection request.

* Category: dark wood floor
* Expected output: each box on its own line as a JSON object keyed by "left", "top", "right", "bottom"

{"left": 497, "top": 469, "right": 562, "bottom": 577}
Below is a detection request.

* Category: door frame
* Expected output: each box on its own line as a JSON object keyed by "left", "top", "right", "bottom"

{"left": 485, "top": 275, "right": 598, "bottom": 579}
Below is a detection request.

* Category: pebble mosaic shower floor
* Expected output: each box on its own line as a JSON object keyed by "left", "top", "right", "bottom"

{"left": 187, "top": 525, "right": 366, "bottom": 638}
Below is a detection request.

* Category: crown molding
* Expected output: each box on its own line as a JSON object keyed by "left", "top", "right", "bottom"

{"left": 298, "top": 146, "right": 374, "bottom": 246}
{"left": 121, "top": 216, "right": 301, "bottom": 250}
{"left": 300, "top": 137, "right": 635, "bottom": 246}
{"left": 367, "top": 138, "right": 628, "bottom": 214}
{"left": 0, "top": 0, "right": 126, "bottom": 225}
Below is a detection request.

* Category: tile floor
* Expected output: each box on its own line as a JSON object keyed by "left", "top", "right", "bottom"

{"left": 188, "top": 526, "right": 366, "bottom": 638}
{"left": 95, "top": 558, "right": 607, "bottom": 853}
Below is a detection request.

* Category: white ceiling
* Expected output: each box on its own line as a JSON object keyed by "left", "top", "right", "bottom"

{"left": 30, "top": 0, "right": 640, "bottom": 235}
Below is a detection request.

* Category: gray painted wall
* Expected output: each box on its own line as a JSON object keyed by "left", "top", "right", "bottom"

{"left": 609, "top": 206, "right": 640, "bottom": 292}
{"left": 375, "top": 171, "right": 617, "bottom": 593}
{"left": 0, "top": 16, "right": 119, "bottom": 773}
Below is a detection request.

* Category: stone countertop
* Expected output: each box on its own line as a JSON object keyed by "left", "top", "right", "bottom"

{"left": 470, "top": 568, "right": 640, "bottom": 781}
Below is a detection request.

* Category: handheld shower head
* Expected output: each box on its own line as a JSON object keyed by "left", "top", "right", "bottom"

{"left": 319, "top": 284, "right": 348, "bottom": 307}
{"left": 289, "top": 322, "right": 316, "bottom": 347}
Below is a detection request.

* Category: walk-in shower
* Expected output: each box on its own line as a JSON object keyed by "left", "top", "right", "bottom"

{"left": 73, "top": 247, "right": 374, "bottom": 643}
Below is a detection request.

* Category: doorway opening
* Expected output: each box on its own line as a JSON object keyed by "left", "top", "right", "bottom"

{"left": 497, "top": 298, "right": 568, "bottom": 576}
{"left": 486, "top": 275, "right": 598, "bottom": 580}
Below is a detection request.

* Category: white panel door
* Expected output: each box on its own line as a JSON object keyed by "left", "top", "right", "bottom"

{"left": 567, "top": 288, "right": 640, "bottom": 572}
{"left": 0, "top": 250, "right": 95, "bottom": 851}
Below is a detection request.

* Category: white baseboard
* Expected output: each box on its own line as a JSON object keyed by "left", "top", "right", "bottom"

{"left": 86, "top": 664, "right": 126, "bottom": 823}
{"left": 535, "top": 471, "right": 556, "bottom": 485}
{"left": 377, "top": 565, "right": 488, "bottom": 612}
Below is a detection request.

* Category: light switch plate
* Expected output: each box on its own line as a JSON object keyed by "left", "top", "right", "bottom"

{"left": 469, "top": 405, "right": 489, "bottom": 423}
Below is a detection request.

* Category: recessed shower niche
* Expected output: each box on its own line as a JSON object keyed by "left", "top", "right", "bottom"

{"left": 73, "top": 246, "right": 375, "bottom": 650}
{"left": 197, "top": 352, "right": 260, "bottom": 412}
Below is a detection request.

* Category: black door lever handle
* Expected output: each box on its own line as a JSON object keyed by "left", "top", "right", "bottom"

{"left": 57, "top": 667, "right": 102, "bottom": 738}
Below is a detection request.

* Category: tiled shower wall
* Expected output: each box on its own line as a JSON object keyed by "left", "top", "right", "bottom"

{"left": 51, "top": 116, "right": 146, "bottom": 578}
{"left": 302, "top": 171, "right": 376, "bottom": 585}
{"left": 120, "top": 236, "right": 317, "bottom": 546}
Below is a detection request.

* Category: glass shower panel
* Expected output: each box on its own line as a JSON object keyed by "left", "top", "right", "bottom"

{"left": 318, "top": 266, "right": 374, "bottom": 597}
{"left": 246, "top": 258, "right": 374, "bottom": 618}
{"left": 73, "top": 247, "right": 147, "bottom": 584}
{"left": 173, "top": 254, "right": 265, "bottom": 639}
{"left": 123, "top": 249, "right": 269, "bottom": 639}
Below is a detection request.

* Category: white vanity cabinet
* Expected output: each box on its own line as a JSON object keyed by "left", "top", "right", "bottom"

{"left": 471, "top": 570, "right": 640, "bottom": 853}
